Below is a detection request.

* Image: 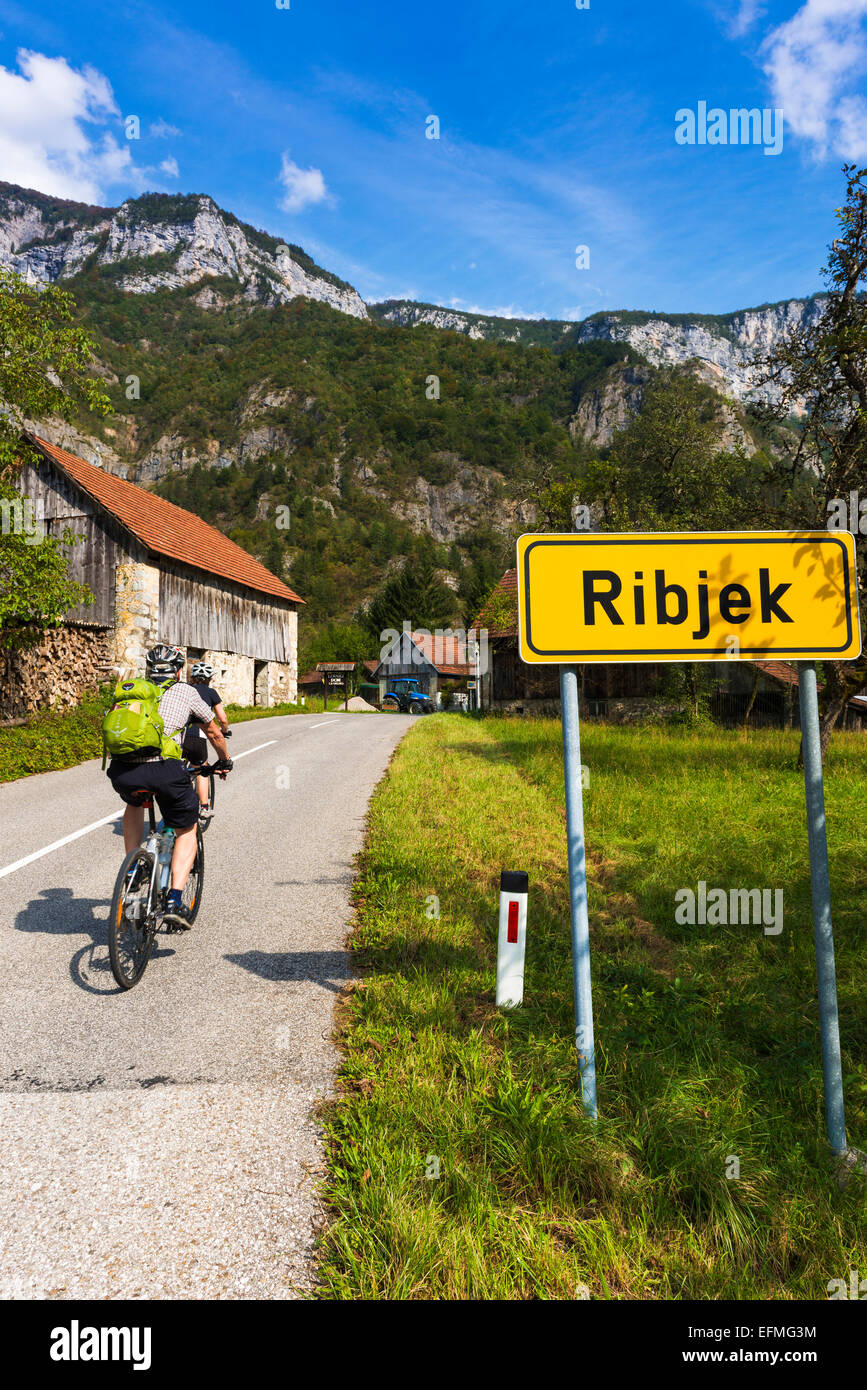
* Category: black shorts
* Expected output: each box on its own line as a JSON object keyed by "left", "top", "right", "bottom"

{"left": 108, "top": 757, "right": 200, "bottom": 831}
{"left": 181, "top": 729, "right": 208, "bottom": 766}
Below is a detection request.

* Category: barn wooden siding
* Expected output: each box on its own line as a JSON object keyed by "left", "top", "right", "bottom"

{"left": 19, "top": 460, "right": 117, "bottom": 626}
{"left": 159, "top": 563, "right": 294, "bottom": 662}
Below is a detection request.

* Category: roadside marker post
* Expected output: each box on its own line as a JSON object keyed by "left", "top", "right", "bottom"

{"left": 516, "top": 530, "right": 862, "bottom": 1157}
{"left": 496, "top": 870, "right": 529, "bottom": 1007}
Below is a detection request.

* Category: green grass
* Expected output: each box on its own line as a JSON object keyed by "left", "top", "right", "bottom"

{"left": 0, "top": 688, "right": 107, "bottom": 782}
{"left": 226, "top": 693, "right": 351, "bottom": 721}
{"left": 319, "top": 716, "right": 867, "bottom": 1299}
{"left": 0, "top": 689, "right": 342, "bottom": 782}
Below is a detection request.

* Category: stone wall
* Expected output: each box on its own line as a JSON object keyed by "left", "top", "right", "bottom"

{"left": 191, "top": 650, "right": 295, "bottom": 708}
{"left": 0, "top": 625, "right": 114, "bottom": 719}
{"left": 197, "top": 650, "right": 254, "bottom": 706}
{"left": 265, "top": 661, "right": 292, "bottom": 705}
{"left": 113, "top": 557, "right": 161, "bottom": 677}
{"left": 605, "top": 698, "right": 685, "bottom": 724}
{"left": 285, "top": 609, "right": 297, "bottom": 703}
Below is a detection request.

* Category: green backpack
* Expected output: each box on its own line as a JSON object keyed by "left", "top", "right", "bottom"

{"left": 101, "top": 678, "right": 183, "bottom": 767}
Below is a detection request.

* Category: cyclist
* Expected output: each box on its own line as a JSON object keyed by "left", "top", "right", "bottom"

{"left": 106, "top": 644, "right": 232, "bottom": 929}
{"left": 182, "top": 661, "right": 230, "bottom": 821}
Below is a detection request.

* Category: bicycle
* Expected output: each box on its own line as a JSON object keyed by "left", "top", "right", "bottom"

{"left": 108, "top": 794, "right": 205, "bottom": 990}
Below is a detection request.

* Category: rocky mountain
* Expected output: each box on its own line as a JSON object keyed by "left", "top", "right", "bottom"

{"left": 371, "top": 296, "right": 827, "bottom": 404}
{"left": 0, "top": 181, "right": 822, "bottom": 406}
{"left": 0, "top": 181, "right": 813, "bottom": 637}
{"left": 0, "top": 183, "right": 368, "bottom": 319}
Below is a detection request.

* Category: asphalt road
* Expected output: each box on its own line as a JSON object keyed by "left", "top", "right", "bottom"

{"left": 0, "top": 711, "right": 413, "bottom": 1300}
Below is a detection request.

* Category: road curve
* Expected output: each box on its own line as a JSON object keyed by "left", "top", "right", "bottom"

{"left": 0, "top": 711, "right": 413, "bottom": 1299}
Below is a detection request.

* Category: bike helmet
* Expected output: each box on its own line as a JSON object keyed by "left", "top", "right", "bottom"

{"left": 190, "top": 661, "right": 215, "bottom": 681}
{"left": 146, "top": 643, "right": 185, "bottom": 670}
{"left": 146, "top": 643, "right": 185, "bottom": 686}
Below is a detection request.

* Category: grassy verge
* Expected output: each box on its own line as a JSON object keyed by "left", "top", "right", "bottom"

{"left": 226, "top": 694, "right": 340, "bottom": 721}
{"left": 319, "top": 715, "right": 867, "bottom": 1299}
{"left": 0, "top": 689, "right": 108, "bottom": 783}
{"left": 0, "top": 689, "right": 344, "bottom": 783}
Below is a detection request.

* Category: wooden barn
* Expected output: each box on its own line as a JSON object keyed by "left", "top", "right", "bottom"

{"left": 0, "top": 433, "right": 304, "bottom": 717}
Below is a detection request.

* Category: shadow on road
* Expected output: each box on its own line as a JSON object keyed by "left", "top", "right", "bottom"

{"left": 225, "top": 949, "right": 349, "bottom": 993}
{"left": 13, "top": 886, "right": 175, "bottom": 995}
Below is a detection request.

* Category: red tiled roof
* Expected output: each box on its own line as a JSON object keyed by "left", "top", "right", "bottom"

{"left": 27, "top": 433, "right": 304, "bottom": 605}
{"left": 473, "top": 567, "right": 518, "bottom": 637}
{"left": 370, "top": 630, "right": 473, "bottom": 677}
{"left": 755, "top": 660, "right": 798, "bottom": 686}
{"left": 410, "top": 630, "right": 473, "bottom": 674}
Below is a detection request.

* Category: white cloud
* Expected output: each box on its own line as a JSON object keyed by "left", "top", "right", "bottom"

{"left": 159, "top": 156, "right": 179, "bottom": 178}
{"left": 760, "top": 0, "right": 867, "bottom": 159}
{"left": 723, "top": 0, "right": 766, "bottom": 38}
{"left": 149, "top": 118, "right": 181, "bottom": 139}
{"left": 450, "top": 298, "right": 548, "bottom": 319}
{"left": 278, "top": 150, "right": 328, "bottom": 213}
{"left": 0, "top": 48, "right": 142, "bottom": 202}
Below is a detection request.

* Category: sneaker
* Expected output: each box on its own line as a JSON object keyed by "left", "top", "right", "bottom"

{"left": 162, "top": 902, "right": 193, "bottom": 930}
{"left": 199, "top": 806, "right": 214, "bottom": 822}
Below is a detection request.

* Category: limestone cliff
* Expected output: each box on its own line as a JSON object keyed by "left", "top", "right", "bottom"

{"left": 0, "top": 184, "right": 368, "bottom": 319}
{"left": 371, "top": 296, "right": 827, "bottom": 405}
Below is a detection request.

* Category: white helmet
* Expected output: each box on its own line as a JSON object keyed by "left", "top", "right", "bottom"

{"left": 190, "top": 661, "right": 215, "bottom": 680}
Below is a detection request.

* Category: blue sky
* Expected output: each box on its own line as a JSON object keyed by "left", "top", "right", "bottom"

{"left": 0, "top": 0, "right": 865, "bottom": 318}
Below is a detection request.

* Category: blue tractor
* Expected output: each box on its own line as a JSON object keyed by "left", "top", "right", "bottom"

{"left": 381, "top": 677, "right": 436, "bottom": 715}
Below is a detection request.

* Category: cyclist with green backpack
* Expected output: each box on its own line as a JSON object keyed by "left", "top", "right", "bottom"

{"left": 103, "top": 644, "right": 232, "bottom": 929}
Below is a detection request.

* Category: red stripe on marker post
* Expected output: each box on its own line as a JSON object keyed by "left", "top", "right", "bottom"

{"left": 497, "top": 870, "right": 529, "bottom": 1008}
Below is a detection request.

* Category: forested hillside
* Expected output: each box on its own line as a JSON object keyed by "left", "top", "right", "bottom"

{"left": 57, "top": 265, "right": 662, "bottom": 631}
{"left": 0, "top": 182, "right": 791, "bottom": 657}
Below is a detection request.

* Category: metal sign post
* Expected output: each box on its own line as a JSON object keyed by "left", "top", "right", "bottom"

{"left": 798, "top": 661, "right": 847, "bottom": 1155}
{"left": 560, "top": 664, "right": 597, "bottom": 1118}
{"left": 515, "top": 530, "right": 862, "bottom": 1151}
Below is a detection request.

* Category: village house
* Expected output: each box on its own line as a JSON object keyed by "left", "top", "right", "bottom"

{"left": 371, "top": 628, "right": 474, "bottom": 706}
{"left": 0, "top": 433, "right": 304, "bottom": 718}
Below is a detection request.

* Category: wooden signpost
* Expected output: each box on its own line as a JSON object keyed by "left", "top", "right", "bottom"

{"left": 316, "top": 661, "right": 355, "bottom": 711}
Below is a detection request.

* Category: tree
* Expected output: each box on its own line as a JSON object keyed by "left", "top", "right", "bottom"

{"left": 359, "top": 554, "right": 457, "bottom": 641}
{"left": 0, "top": 511, "right": 94, "bottom": 648}
{"left": 0, "top": 269, "right": 110, "bottom": 481}
{"left": 753, "top": 164, "right": 867, "bottom": 753}
{"left": 298, "top": 621, "right": 373, "bottom": 690}
{"left": 580, "top": 368, "right": 766, "bottom": 531}
{"left": 0, "top": 269, "right": 110, "bottom": 648}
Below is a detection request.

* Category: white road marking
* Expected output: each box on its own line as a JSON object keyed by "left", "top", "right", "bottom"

{"left": 0, "top": 810, "right": 124, "bottom": 880}
{"left": 0, "top": 739, "right": 279, "bottom": 879}
{"left": 309, "top": 720, "right": 340, "bottom": 729}
{"left": 231, "top": 740, "right": 277, "bottom": 759}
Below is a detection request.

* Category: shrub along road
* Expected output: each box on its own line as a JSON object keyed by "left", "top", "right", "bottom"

{"left": 0, "top": 710, "right": 411, "bottom": 1299}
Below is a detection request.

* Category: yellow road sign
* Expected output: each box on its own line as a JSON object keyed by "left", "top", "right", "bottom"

{"left": 517, "top": 531, "right": 861, "bottom": 663}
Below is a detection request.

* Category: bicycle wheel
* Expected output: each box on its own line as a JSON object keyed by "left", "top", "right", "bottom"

{"left": 182, "top": 827, "right": 205, "bottom": 924}
{"left": 197, "top": 769, "right": 216, "bottom": 832}
{"left": 109, "top": 846, "right": 156, "bottom": 990}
